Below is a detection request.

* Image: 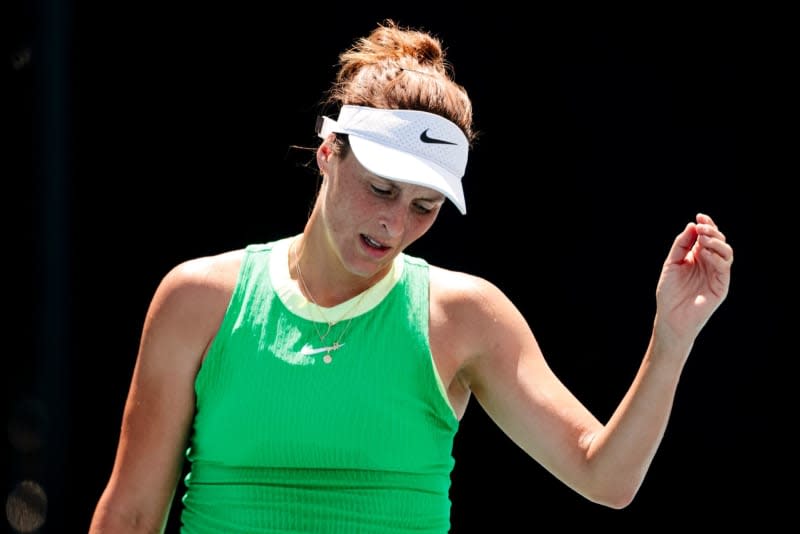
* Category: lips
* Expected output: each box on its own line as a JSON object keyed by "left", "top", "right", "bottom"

{"left": 361, "top": 234, "right": 389, "bottom": 251}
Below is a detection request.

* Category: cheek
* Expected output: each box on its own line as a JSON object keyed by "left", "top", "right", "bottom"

{"left": 321, "top": 184, "right": 366, "bottom": 233}
{"left": 404, "top": 214, "right": 438, "bottom": 243}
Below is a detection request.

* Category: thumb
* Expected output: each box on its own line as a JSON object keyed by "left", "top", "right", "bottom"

{"left": 665, "top": 222, "right": 698, "bottom": 264}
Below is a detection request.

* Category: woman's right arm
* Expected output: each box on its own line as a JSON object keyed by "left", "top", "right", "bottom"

{"left": 89, "top": 254, "right": 237, "bottom": 533}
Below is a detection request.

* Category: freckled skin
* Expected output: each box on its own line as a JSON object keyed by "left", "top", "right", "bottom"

{"left": 87, "top": 131, "right": 734, "bottom": 532}
{"left": 297, "top": 139, "right": 445, "bottom": 303}
{"left": 89, "top": 21, "right": 734, "bottom": 531}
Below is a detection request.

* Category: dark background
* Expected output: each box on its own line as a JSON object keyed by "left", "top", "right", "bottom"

{"left": 5, "top": 3, "right": 785, "bottom": 532}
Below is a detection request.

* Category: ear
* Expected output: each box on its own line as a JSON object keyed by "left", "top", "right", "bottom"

{"left": 316, "top": 135, "right": 336, "bottom": 175}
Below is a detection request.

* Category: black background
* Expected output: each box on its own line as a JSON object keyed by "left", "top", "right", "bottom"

{"left": 5, "top": 3, "right": 785, "bottom": 532}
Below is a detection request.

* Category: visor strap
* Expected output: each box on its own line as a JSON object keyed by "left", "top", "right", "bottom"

{"left": 316, "top": 115, "right": 337, "bottom": 139}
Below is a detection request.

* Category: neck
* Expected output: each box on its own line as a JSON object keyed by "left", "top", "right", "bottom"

{"left": 291, "top": 229, "right": 388, "bottom": 308}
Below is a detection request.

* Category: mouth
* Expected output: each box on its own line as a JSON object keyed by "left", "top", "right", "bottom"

{"left": 361, "top": 234, "right": 390, "bottom": 251}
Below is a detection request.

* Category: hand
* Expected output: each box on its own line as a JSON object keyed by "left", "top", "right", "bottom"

{"left": 655, "top": 213, "right": 734, "bottom": 340}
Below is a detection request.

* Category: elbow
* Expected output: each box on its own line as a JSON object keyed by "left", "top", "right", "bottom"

{"left": 579, "top": 476, "right": 642, "bottom": 510}
{"left": 599, "top": 489, "right": 637, "bottom": 510}
{"left": 598, "top": 485, "right": 641, "bottom": 510}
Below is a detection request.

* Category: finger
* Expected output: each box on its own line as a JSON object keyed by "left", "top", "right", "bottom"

{"left": 701, "top": 246, "right": 732, "bottom": 297}
{"left": 696, "top": 223, "right": 727, "bottom": 243}
{"left": 699, "top": 234, "right": 734, "bottom": 264}
{"left": 696, "top": 212, "right": 716, "bottom": 227}
{"left": 666, "top": 222, "right": 698, "bottom": 264}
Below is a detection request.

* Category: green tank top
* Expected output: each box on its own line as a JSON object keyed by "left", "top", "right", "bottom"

{"left": 180, "top": 236, "right": 459, "bottom": 533}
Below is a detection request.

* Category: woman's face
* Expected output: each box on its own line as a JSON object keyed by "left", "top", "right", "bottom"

{"left": 316, "top": 142, "right": 445, "bottom": 279}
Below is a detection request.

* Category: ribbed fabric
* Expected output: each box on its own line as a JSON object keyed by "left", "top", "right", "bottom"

{"left": 180, "top": 238, "right": 459, "bottom": 533}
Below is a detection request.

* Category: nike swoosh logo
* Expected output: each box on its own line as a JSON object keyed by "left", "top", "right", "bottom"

{"left": 419, "top": 128, "right": 457, "bottom": 145}
{"left": 299, "top": 343, "right": 346, "bottom": 356}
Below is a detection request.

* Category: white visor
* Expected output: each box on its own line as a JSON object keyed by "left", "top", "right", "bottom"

{"left": 317, "top": 105, "right": 469, "bottom": 214}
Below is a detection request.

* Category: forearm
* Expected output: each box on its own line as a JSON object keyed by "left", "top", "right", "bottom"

{"left": 89, "top": 505, "right": 167, "bottom": 534}
{"left": 584, "top": 326, "right": 695, "bottom": 506}
{"left": 89, "top": 481, "right": 175, "bottom": 534}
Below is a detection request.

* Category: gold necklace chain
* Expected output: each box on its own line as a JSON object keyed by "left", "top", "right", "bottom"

{"left": 293, "top": 238, "right": 367, "bottom": 363}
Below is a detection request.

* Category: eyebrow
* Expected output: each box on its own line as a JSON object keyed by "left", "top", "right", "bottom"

{"left": 375, "top": 176, "right": 446, "bottom": 204}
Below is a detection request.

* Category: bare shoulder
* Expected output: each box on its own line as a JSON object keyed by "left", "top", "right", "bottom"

{"left": 158, "top": 249, "right": 244, "bottom": 299}
{"left": 426, "top": 265, "right": 507, "bottom": 411}
{"left": 427, "top": 265, "right": 514, "bottom": 356}
{"left": 144, "top": 249, "right": 245, "bottom": 358}
{"left": 428, "top": 264, "right": 508, "bottom": 313}
{"left": 428, "top": 264, "right": 536, "bottom": 390}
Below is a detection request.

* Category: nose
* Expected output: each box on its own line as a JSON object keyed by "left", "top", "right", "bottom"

{"left": 378, "top": 204, "right": 406, "bottom": 238}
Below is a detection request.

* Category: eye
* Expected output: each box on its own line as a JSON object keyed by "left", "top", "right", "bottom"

{"left": 413, "top": 203, "right": 433, "bottom": 215}
{"left": 370, "top": 184, "right": 392, "bottom": 196}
